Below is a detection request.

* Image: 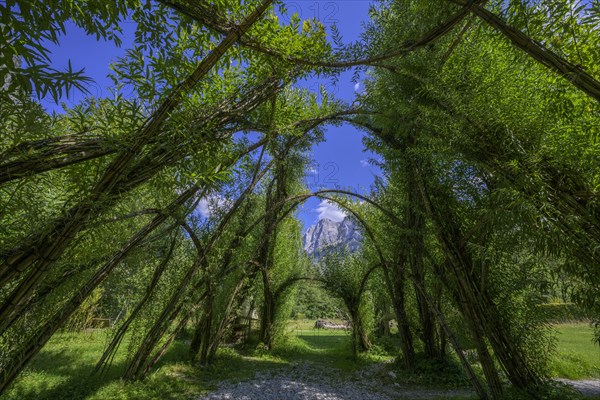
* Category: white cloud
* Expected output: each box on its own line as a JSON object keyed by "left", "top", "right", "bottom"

{"left": 354, "top": 82, "right": 360, "bottom": 92}
{"left": 315, "top": 200, "right": 347, "bottom": 222}
{"left": 197, "top": 195, "right": 230, "bottom": 218}
{"left": 307, "top": 166, "right": 318, "bottom": 175}
{"left": 198, "top": 198, "right": 211, "bottom": 217}
{"left": 359, "top": 159, "right": 370, "bottom": 168}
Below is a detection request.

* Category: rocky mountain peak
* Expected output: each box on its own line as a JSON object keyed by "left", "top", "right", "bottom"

{"left": 302, "top": 217, "right": 362, "bottom": 258}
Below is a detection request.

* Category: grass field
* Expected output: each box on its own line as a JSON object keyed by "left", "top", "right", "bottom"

{"left": 549, "top": 323, "right": 600, "bottom": 379}
{"left": 2, "top": 331, "right": 207, "bottom": 400}
{"left": 2, "top": 321, "right": 599, "bottom": 399}
{"left": 2, "top": 324, "right": 385, "bottom": 400}
{"left": 285, "top": 319, "right": 352, "bottom": 354}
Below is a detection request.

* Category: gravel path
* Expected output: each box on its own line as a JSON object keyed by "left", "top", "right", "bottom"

{"left": 196, "top": 359, "right": 600, "bottom": 399}
{"left": 197, "top": 362, "right": 473, "bottom": 400}
{"left": 557, "top": 379, "right": 600, "bottom": 396}
{"left": 198, "top": 374, "right": 389, "bottom": 400}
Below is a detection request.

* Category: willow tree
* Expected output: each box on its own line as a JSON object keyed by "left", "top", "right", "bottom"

{"left": 320, "top": 248, "right": 374, "bottom": 355}
{"left": 116, "top": 85, "right": 346, "bottom": 376}
{"left": 353, "top": 0, "right": 600, "bottom": 397}
{"left": 360, "top": 172, "right": 446, "bottom": 367}
{"left": 0, "top": 0, "right": 338, "bottom": 391}
{"left": 2, "top": 0, "right": 600, "bottom": 397}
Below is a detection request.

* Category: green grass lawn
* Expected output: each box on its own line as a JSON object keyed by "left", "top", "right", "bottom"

{"left": 4, "top": 321, "right": 599, "bottom": 400}
{"left": 3, "top": 330, "right": 294, "bottom": 400}
{"left": 2, "top": 325, "right": 385, "bottom": 400}
{"left": 275, "top": 322, "right": 394, "bottom": 372}
{"left": 2, "top": 331, "right": 211, "bottom": 400}
{"left": 286, "top": 319, "right": 351, "bottom": 353}
{"left": 549, "top": 322, "right": 600, "bottom": 379}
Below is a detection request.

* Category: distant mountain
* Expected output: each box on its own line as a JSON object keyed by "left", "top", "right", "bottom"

{"left": 302, "top": 217, "right": 362, "bottom": 258}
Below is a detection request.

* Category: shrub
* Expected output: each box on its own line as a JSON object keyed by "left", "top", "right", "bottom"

{"left": 539, "top": 303, "right": 591, "bottom": 323}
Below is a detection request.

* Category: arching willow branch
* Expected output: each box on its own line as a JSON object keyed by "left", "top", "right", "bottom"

{"left": 122, "top": 150, "right": 278, "bottom": 380}
{"left": 160, "top": 0, "right": 481, "bottom": 69}
{"left": 167, "top": 0, "right": 600, "bottom": 102}
{"left": 447, "top": 0, "right": 600, "bottom": 102}
{"left": 0, "top": 134, "right": 117, "bottom": 185}
{"left": 0, "top": 0, "right": 276, "bottom": 333}
{"left": 94, "top": 232, "right": 179, "bottom": 375}
{"left": 0, "top": 182, "right": 206, "bottom": 393}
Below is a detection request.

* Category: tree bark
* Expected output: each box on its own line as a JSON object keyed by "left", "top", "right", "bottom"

{"left": 347, "top": 302, "right": 371, "bottom": 356}
{"left": 384, "top": 259, "right": 415, "bottom": 367}
{"left": 406, "top": 164, "right": 439, "bottom": 359}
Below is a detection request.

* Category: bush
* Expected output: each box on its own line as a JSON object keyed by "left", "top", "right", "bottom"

{"left": 372, "top": 334, "right": 399, "bottom": 355}
{"left": 500, "top": 381, "right": 583, "bottom": 400}
{"left": 390, "top": 354, "right": 469, "bottom": 388}
{"left": 539, "top": 303, "right": 591, "bottom": 323}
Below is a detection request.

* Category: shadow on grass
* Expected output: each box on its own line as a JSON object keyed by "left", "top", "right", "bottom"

{"left": 5, "top": 334, "right": 292, "bottom": 400}
{"left": 296, "top": 332, "right": 349, "bottom": 351}
{"left": 192, "top": 347, "right": 289, "bottom": 384}
{"left": 4, "top": 334, "right": 197, "bottom": 400}
{"left": 6, "top": 342, "right": 126, "bottom": 399}
{"left": 266, "top": 330, "right": 388, "bottom": 373}
{"left": 5, "top": 329, "right": 392, "bottom": 399}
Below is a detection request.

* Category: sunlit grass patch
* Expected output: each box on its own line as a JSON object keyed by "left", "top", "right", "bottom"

{"left": 550, "top": 323, "right": 600, "bottom": 379}
{"left": 4, "top": 331, "right": 203, "bottom": 400}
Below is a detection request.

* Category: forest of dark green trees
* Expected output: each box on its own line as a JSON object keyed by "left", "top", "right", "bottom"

{"left": 1, "top": 1, "right": 599, "bottom": 399}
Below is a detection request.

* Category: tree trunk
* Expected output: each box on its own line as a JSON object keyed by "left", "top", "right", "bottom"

{"left": 347, "top": 303, "right": 371, "bottom": 355}
{"left": 259, "top": 267, "right": 275, "bottom": 349}
{"left": 124, "top": 302, "right": 185, "bottom": 380}
{"left": 413, "top": 163, "right": 541, "bottom": 392}
{"left": 406, "top": 134, "right": 439, "bottom": 359}
{"left": 207, "top": 275, "right": 247, "bottom": 362}
{"left": 413, "top": 280, "right": 489, "bottom": 400}
{"left": 190, "top": 291, "right": 214, "bottom": 364}
{"left": 388, "top": 261, "right": 415, "bottom": 367}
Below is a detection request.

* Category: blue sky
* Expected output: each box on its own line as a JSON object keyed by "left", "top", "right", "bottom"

{"left": 291, "top": 1, "right": 379, "bottom": 229}
{"left": 42, "top": 1, "right": 378, "bottom": 230}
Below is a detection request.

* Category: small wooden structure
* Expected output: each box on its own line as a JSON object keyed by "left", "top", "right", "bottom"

{"left": 229, "top": 315, "right": 259, "bottom": 343}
